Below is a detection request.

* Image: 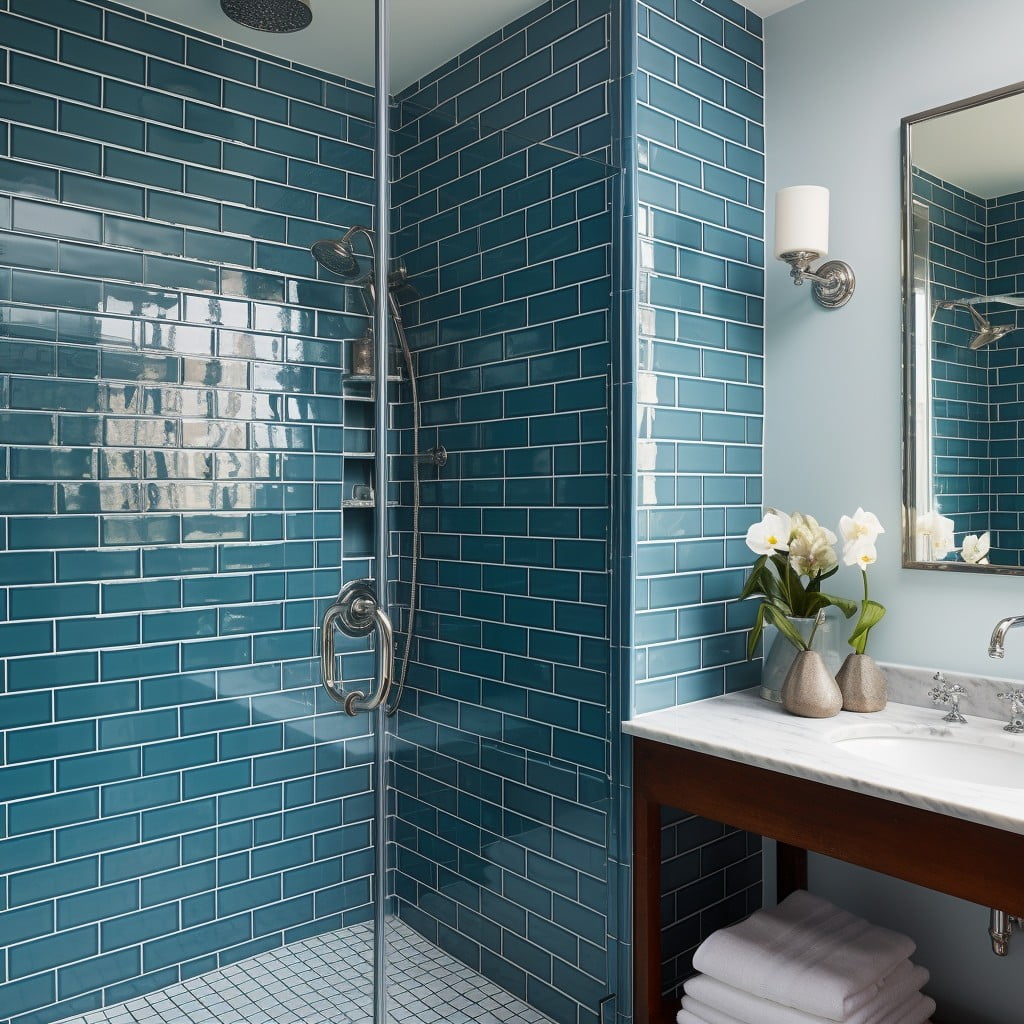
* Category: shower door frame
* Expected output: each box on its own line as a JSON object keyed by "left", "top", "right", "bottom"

{"left": 371, "top": 0, "right": 391, "bottom": 1021}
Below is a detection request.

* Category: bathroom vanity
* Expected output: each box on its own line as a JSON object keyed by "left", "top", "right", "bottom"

{"left": 626, "top": 690, "right": 1024, "bottom": 1023}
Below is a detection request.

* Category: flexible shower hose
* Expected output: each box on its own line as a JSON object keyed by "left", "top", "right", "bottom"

{"left": 386, "top": 299, "right": 419, "bottom": 716}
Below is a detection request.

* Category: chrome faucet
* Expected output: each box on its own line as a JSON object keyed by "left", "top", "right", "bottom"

{"left": 997, "top": 690, "right": 1024, "bottom": 734}
{"left": 988, "top": 615, "right": 1024, "bottom": 658}
{"left": 928, "top": 672, "right": 967, "bottom": 724}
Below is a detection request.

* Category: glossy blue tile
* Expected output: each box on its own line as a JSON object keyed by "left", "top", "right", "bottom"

{"left": 10, "top": 53, "right": 101, "bottom": 106}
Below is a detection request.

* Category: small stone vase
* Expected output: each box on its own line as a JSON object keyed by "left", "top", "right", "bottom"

{"left": 836, "top": 653, "right": 887, "bottom": 712}
{"left": 781, "top": 650, "right": 843, "bottom": 718}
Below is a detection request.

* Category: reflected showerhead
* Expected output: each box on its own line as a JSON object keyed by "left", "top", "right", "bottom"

{"left": 962, "top": 304, "right": 1013, "bottom": 350}
{"left": 220, "top": 0, "right": 312, "bottom": 33}
{"left": 969, "top": 320, "right": 1013, "bottom": 350}
{"left": 312, "top": 226, "right": 375, "bottom": 281}
{"left": 934, "top": 299, "right": 1015, "bottom": 350}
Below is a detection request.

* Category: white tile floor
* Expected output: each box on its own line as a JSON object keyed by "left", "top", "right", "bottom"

{"left": 62, "top": 918, "right": 552, "bottom": 1024}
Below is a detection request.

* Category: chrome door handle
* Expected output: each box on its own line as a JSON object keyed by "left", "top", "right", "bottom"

{"left": 321, "top": 579, "right": 394, "bottom": 716}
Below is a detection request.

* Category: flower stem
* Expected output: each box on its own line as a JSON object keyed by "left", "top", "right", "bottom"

{"left": 807, "top": 608, "right": 823, "bottom": 648}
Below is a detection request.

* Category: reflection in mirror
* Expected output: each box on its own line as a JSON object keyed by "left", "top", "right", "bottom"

{"left": 903, "top": 85, "right": 1024, "bottom": 573}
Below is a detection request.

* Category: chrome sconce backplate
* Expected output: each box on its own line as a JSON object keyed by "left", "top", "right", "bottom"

{"left": 781, "top": 250, "right": 857, "bottom": 309}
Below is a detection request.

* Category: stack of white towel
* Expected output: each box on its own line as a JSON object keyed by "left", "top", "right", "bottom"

{"left": 677, "top": 891, "right": 936, "bottom": 1024}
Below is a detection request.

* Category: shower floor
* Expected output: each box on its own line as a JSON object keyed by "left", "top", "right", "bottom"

{"left": 61, "top": 918, "right": 552, "bottom": 1024}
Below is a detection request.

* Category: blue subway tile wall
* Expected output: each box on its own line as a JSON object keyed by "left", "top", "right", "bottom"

{"left": 0, "top": 3, "right": 380, "bottom": 1021}
{"left": 912, "top": 168, "right": 992, "bottom": 552}
{"left": 913, "top": 167, "right": 1024, "bottom": 566}
{"left": 388, "top": 3, "right": 619, "bottom": 1022}
{"left": 985, "top": 187, "right": 1024, "bottom": 564}
{"left": 631, "top": 0, "right": 764, "bottom": 1003}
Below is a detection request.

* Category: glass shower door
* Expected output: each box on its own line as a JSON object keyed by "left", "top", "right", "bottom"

{"left": 383, "top": 1, "right": 625, "bottom": 1020}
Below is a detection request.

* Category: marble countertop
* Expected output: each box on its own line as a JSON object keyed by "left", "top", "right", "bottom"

{"left": 623, "top": 688, "right": 1024, "bottom": 837}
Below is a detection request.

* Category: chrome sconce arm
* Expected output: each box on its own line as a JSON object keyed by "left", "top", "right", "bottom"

{"left": 321, "top": 579, "right": 394, "bottom": 717}
{"left": 779, "top": 250, "right": 857, "bottom": 309}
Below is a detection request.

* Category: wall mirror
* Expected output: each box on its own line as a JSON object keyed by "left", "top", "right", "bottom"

{"left": 902, "top": 82, "right": 1024, "bottom": 574}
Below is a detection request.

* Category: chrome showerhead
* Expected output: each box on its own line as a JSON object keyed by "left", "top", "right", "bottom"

{"left": 968, "top": 321, "right": 1014, "bottom": 350}
{"left": 934, "top": 299, "right": 1015, "bottom": 350}
{"left": 220, "top": 0, "right": 312, "bottom": 33}
{"left": 312, "top": 226, "right": 375, "bottom": 281}
{"left": 962, "top": 304, "right": 1013, "bottom": 350}
{"left": 312, "top": 238, "right": 361, "bottom": 279}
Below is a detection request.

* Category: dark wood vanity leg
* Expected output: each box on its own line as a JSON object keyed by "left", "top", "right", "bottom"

{"left": 777, "top": 842, "right": 808, "bottom": 900}
{"left": 634, "top": 789, "right": 663, "bottom": 1023}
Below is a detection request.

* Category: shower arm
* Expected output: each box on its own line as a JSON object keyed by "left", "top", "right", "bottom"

{"left": 935, "top": 299, "right": 990, "bottom": 330}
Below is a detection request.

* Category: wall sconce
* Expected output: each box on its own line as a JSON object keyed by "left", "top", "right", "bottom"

{"left": 775, "top": 185, "right": 856, "bottom": 309}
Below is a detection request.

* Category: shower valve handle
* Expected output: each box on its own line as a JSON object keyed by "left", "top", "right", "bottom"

{"left": 321, "top": 580, "right": 394, "bottom": 717}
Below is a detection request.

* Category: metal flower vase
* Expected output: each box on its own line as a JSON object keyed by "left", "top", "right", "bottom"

{"left": 781, "top": 650, "right": 843, "bottom": 718}
{"left": 760, "top": 606, "right": 846, "bottom": 703}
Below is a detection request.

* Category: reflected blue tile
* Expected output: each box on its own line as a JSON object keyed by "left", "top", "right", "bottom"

{"left": 63, "top": 172, "right": 145, "bottom": 216}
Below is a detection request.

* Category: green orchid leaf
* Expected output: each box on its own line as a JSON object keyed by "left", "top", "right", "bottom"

{"left": 763, "top": 603, "right": 810, "bottom": 652}
{"left": 738, "top": 555, "right": 769, "bottom": 601}
{"left": 746, "top": 602, "right": 767, "bottom": 661}
{"left": 821, "top": 592, "right": 858, "bottom": 619}
{"left": 849, "top": 599, "right": 887, "bottom": 655}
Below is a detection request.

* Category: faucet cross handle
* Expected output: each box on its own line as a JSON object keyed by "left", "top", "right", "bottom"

{"left": 997, "top": 689, "right": 1024, "bottom": 734}
{"left": 928, "top": 673, "right": 967, "bottom": 724}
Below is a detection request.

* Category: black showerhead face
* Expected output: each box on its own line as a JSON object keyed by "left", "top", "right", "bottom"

{"left": 312, "top": 238, "right": 361, "bottom": 279}
{"left": 220, "top": 0, "right": 312, "bottom": 33}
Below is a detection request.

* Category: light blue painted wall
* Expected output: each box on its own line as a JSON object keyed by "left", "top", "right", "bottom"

{"left": 764, "top": 0, "right": 1024, "bottom": 676}
{"left": 765, "top": 2, "right": 1024, "bottom": 1020}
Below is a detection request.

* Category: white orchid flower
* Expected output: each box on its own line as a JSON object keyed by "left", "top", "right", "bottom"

{"left": 916, "top": 510, "right": 955, "bottom": 559}
{"left": 839, "top": 507, "right": 884, "bottom": 546}
{"left": 961, "top": 532, "right": 991, "bottom": 565}
{"left": 844, "top": 538, "right": 878, "bottom": 569}
{"left": 745, "top": 509, "right": 792, "bottom": 556}
{"left": 788, "top": 512, "right": 839, "bottom": 577}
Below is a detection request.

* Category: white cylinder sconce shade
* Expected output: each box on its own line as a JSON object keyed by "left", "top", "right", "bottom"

{"left": 775, "top": 185, "right": 830, "bottom": 260}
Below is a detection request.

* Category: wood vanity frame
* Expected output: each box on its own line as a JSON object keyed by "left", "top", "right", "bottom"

{"left": 633, "top": 737, "right": 1024, "bottom": 1023}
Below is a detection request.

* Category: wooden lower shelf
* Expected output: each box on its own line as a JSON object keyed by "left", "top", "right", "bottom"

{"left": 633, "top": 737, "right": 1024, "bottom": 1024}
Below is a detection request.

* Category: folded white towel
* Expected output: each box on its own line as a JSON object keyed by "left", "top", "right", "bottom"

{"left": 680, "top": 992, "right": 936, "bottom": 1024}
{"left": 691, "top": 891, "right": 917, "bottom": 1021}
{"left": 684, "top": 961, "right": 931, "bottom": 1024}
{"left": 677, "top": 1009, "right": 711, "bottom": 1024}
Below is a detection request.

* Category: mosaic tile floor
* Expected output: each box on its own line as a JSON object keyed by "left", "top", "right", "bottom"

{"left": 62, "top": 918, "right": 552, "bottom": 1024}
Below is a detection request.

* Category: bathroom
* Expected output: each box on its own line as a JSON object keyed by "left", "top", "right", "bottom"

{"left": 0, "top": 0, "right": 1022, "bottom": 1022}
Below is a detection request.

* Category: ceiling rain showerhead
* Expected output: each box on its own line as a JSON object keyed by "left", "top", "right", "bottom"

{"left": 220, "top": 0, "right": 312, "bottom": 34}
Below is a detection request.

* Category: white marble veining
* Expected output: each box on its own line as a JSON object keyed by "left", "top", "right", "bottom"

{"left": 881, "top": 661, "right": 1024, "bottom": 723}
{"left": 624, "top": 688, "right": 1024, "bottom": 836}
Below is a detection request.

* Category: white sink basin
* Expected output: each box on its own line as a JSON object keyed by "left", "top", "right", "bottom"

{"left": 831, "top": 726, "right": 1024, "bottom": 789}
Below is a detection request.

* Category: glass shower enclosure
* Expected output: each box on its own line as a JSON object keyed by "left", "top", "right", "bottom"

{"left": 0, "top": 0, "right": 624, "bottom": 1022}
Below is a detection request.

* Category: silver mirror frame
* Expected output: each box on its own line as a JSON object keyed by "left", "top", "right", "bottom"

{"left": 901, "top": 79, "right": 1024, "bottom": 576}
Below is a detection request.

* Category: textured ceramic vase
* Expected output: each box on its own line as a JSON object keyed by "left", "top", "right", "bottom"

{"left": 836, "top": 653, "right": 888, "bottom": 712}
{"left": 761, "top": 607, "right": 846, "bottom": 703}
{"left": 781, "top": 650, "right": 843, "bottom": 718}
